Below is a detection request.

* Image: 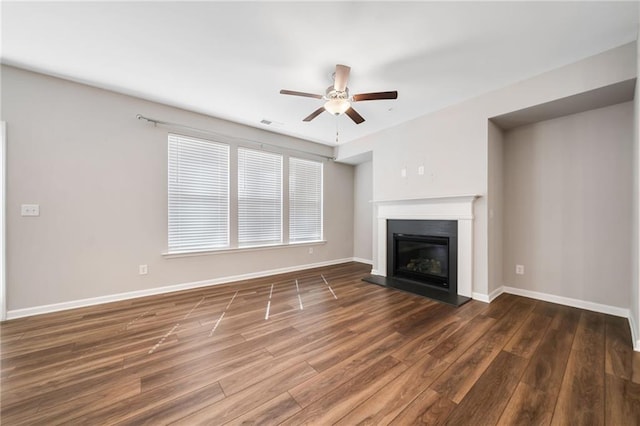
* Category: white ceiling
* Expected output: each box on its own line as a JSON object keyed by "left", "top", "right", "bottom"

{"left": 1, "top": 1, "right": 638, "bottom": 146}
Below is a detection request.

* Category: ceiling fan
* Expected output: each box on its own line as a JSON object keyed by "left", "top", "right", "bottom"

{"left": 280, "top": 64, "right": 398, "bottom": 124}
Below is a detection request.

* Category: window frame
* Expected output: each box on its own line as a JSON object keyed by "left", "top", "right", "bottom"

{"left": 237, "top": 147, "right": 283, "bottom": 247}
{"left": 165, "top": 133, "right": 326, "bottom": 256}
{"left": 167, "top": 133, "right": 230, "bottom": 253}
{"left": 289, "top": 156, "right": 324, "bottom": 244}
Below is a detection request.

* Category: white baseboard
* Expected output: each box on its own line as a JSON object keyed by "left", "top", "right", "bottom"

{"left": 501, "top": 285, "right": 629, "bottom": 318}
{"left": 480, "top": 285, "right": 638, "bottom": 352}
{"left": 472, "top": 292, "right": 490, "bottom": 303}
{"left": 501, "top": 285, "right": 639, "bottom": 352}
{"left": 629, "top": 312, "right": 640, "bottom": 352}
{"left": 6, "top": 257, "right": 356, "bottom": 320}
{"left": 352, "top": 257, "right": 373, "bottom": 265}
{"left": 472, "top": 286, "right": 504, "bottom": 303}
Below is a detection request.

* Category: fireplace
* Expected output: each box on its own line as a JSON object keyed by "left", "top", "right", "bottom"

{"left": 387, "top": 219, "right": 458, "bottom": 293}
{"left": 393, "top": 234, "right": 450, "bottom": 288}
{"left": 365, "top": 195, "right": 478, "bottom": 305}
{"left": 364, "top": 217, "right": 468, "bottom": 306}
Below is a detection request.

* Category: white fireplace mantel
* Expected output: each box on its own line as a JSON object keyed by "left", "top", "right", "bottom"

{"left": 372, "top": 195, "right": 480, "bottom": 298}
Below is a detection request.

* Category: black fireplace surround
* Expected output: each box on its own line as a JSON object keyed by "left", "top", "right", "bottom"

{"left": 388, "top": 219, "right": 457, "bottom": 292}
{"left": 393, "top": 234, "right": 451, "bottom": 289}
{"left": 364, "top": 219, "right": 470, "bottom": 306}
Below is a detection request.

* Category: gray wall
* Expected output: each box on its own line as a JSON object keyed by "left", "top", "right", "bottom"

{"left": 336, "top": 42, "right": 636, "bottom": 300}
{"left": 2, "top": 65, "right": 355, "bottom": 312}
{"left": 353, "top": 161, "right": 373, "bottom": 262}
{"left": 487, "top": 121, "right": 504, "bottom": 295}
{"left": 503, "top": 101, "right": 633, "bottom": 308}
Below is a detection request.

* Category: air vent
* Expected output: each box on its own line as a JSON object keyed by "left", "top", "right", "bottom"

{"left": 260, "top": 119, "right": 284, "bottom": 127}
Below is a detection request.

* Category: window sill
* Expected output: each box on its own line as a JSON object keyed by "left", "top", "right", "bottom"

{"left": 162, "top": 240, "right": 327, "bottom": 259}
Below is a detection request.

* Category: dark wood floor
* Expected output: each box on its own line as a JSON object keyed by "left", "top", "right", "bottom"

{"left": 1, "top": 262, "right": 639, "bottom": 425}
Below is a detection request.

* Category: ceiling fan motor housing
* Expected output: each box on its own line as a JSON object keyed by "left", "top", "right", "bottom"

{"left": 280, "top": 64, "right": 396, "bottom": 124}
{"left": 325, "top": 86, "right": 350, "bottom": 101}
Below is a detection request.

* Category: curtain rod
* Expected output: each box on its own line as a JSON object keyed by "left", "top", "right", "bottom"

{"left": 136, "top": 114, "right": 335, "bottom": 161}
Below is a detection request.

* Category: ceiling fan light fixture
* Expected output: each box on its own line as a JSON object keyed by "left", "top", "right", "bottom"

{"left": 324, "top": 99, "right": 351, "bottom": 115}
{"left": 280, "top": 64, "right": 397, "bottom": 125}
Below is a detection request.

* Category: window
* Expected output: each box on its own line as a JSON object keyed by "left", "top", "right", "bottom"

{"left": 238, "top": 148, "right": 283, "bottom": 246}
{"left": 168, "top": 134, "right": 229, "bottom": 252}
{"left": 167, "top": 134, "right": 324, "bottom": 254}
{"left": 289, "top": 157, "right": 323, "bottom": 242}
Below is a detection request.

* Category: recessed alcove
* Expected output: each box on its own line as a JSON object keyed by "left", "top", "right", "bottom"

{"left": 487, "top": 78, "right": 636, "bottom": 309}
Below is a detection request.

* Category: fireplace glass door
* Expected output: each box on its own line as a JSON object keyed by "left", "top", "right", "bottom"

{"left": 393, "top": 234, "right": 449, "bottom": 288}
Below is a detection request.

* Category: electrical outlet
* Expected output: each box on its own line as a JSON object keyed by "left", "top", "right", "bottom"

{"left": 308, "top": 247, "right": 313, "bottom": 255}
{"left": 21, "top": 204, "right": 40, "bottom": 216}
{"left": 400, "top": 168, "right": 407, "bottom": 178}
{"left": 418, "top": 165, "right": 425, "bottom": 175}
{"left": 139, "top": 264, "right": 148, "bottom": 275}
{"left": 515, "top": 264, "right": 524, "bottom": 275}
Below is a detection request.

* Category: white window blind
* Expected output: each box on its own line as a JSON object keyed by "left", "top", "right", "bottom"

{"left": 168, "top": 134, "right": 229, "bottom": 252}
{"left": 238, "top": 148, "right": 282, "bottom": 246}
{"left": 289, "top": 157, "right": 323, "bottom": 242}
